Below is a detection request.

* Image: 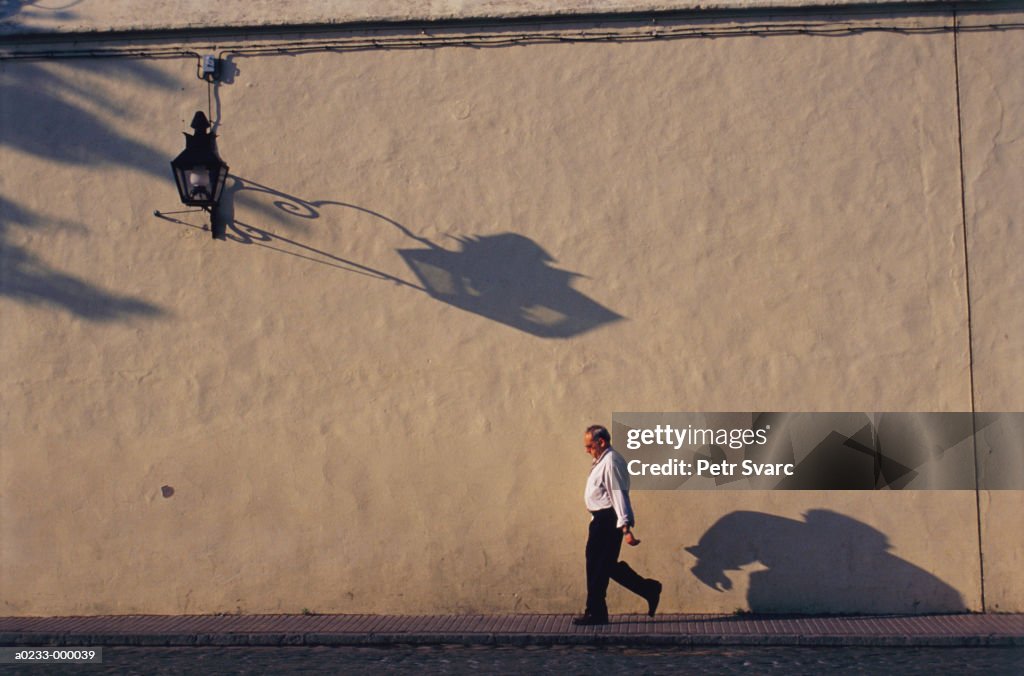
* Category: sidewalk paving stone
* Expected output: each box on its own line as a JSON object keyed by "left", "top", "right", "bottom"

{"left": 1, "top": 613, "right": 1022, "bottom": 648}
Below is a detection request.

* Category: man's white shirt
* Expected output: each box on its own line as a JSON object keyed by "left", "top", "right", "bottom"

{"left": 584, "top": 447, "right": 635, "bottom": 528}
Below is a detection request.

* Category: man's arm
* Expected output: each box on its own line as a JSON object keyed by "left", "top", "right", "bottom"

{"left": 605, "top": 453, "right": 636, "bottom": 530}
{"left": 607, "top": 453, "right": 642, "bottom": 545}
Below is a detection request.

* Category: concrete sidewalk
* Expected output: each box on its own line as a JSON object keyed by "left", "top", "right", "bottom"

{"left": 2, "top": 613, "right": 1023, "bottom": 648}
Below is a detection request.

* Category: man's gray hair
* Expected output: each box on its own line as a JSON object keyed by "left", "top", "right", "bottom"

{"left": 586, "top": 424, "right": 611, "bottom": 445}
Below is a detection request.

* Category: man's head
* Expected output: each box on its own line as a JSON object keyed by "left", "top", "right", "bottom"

{"left": 584, "top": 424, "right": 611, "bottom": 460}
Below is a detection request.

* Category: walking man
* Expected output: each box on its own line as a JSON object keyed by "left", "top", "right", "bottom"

{"left": 575, "top": 424, "right": 662, "bottom": 626}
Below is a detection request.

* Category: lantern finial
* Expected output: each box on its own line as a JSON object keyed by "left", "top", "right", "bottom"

{"left": 190, "top": 111, "right": 210, "bottom": 134}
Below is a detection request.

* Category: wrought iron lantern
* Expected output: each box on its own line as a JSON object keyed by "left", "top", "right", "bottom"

{"left": 170, "top": 111, "right": 228, "bottom": 235}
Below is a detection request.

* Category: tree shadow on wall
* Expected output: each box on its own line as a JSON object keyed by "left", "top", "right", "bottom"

{"left": 1, "top": 197, "right": 162, "bottom": 320}
{"left": 187, "top": 176, "right": 624, "bottom": 339}
{"left": 1, "top": 60, "right": 175, "bottom": 320}
{"left": 685, "top": 510, "right": 966, "bottom": 614}
{"left": 0, "top": 0, "right": 25, "bottom": 20}
{"left": 1, "top": 1, "right": 82, "bottom": 23}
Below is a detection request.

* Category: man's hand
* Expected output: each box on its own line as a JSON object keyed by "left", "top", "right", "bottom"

{"left": 625, "top": 531, "right": 641, "bottom": 546}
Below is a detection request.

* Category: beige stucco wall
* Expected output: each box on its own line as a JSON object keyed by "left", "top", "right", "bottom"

{"left": 959, "top": 10, "right": 1024, "bottom": 613}
{"left": 1, "top": 7, "right": 1020, "bottom": 615}
{"left": 0, "top": 0, "right": 966, "bottom": 35}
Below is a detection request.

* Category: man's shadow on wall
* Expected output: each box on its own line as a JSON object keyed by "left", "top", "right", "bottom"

{"left": 183, "top": 176, "right": 623, "bottom": 339}
{"left": 685, "top": 510, "right": 966, "bottom": 614}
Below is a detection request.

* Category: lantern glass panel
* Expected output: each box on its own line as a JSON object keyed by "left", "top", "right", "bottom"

{"left": 186, "top": 168, "right": 213, "bottom": 202}
{"left": 173, "top": 168, "right": 189, "bottom": 202}
{"left": 212, "top": 165, "right": 229, "bottom": 203}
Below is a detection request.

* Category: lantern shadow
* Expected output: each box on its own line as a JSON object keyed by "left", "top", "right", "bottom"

{"left": 398, "top": 234, "right": 624, "bottom": 338}
{"left": 685, "top": 510, "right": 967, "bottom": 614}
{"left": 214, "top": 177, "right": 624, "bottom": 339}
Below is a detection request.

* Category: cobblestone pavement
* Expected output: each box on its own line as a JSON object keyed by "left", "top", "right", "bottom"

{"left": 3, "top": 645, "right": 1024, "bottom": 675}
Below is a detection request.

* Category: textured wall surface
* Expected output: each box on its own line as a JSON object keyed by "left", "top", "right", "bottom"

{"left": 0, "top": 0, "right": 963, "bottom": 35}
{"left": 959, "top": 10, "right": 1024, "bottom": 612}
{"left": 1, "top": 7, "right": 1020, "bottom": 614}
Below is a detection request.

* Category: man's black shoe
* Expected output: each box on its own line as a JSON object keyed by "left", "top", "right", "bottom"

{"left": 645, "top": 581, "right": 662, "bottom": 617}
{"left": 572, "top": 614, "right": 609, "bottom": 626}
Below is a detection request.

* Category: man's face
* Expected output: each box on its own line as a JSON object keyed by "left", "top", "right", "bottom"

{"left": 584, "top": 432, "right": 606, "bottom": 460}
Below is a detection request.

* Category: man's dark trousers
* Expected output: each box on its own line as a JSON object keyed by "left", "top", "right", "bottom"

{"left": 585, "top": 508, "right": 652, "bottom": 619}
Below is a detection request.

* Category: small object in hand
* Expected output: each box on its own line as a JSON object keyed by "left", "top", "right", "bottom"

{"left": 625, "top": 532, "right": 641, "bottom": 546}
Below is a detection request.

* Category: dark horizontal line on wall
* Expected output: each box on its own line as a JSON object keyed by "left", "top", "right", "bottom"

{"left": 2, "top": 12, "right": 1022, "bottom": 63}
{"left": 0, "top": 0, "right": 1020, "bottom": 48}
